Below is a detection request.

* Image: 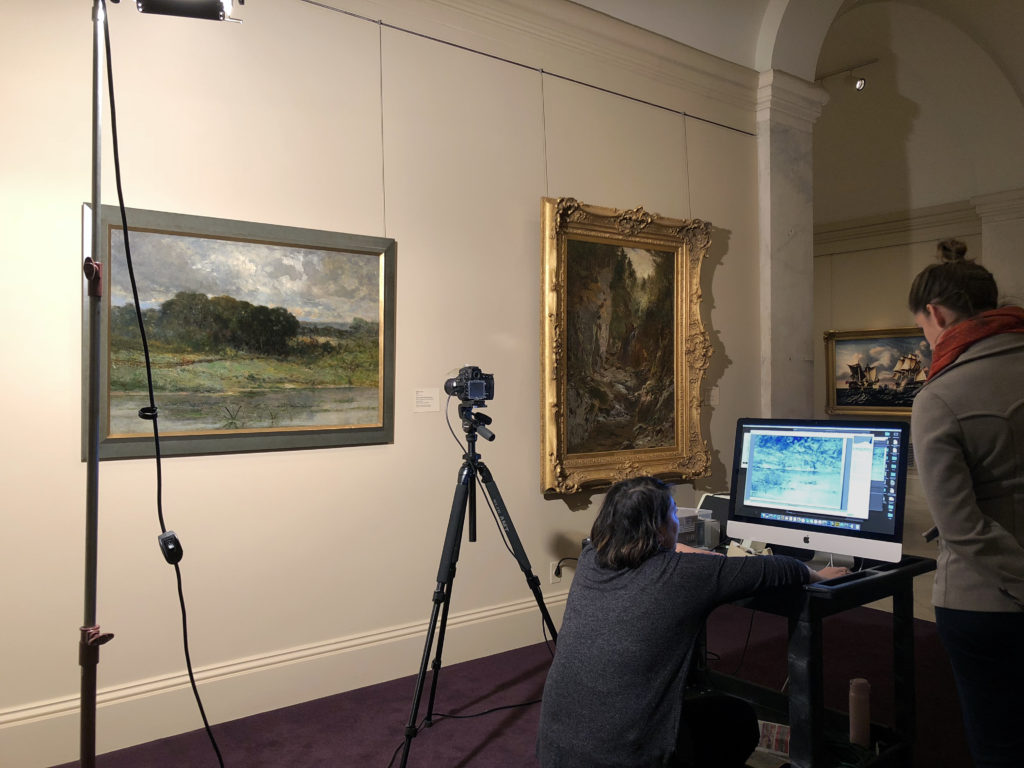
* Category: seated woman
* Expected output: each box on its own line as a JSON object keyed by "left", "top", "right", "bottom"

{"left": 536, "top": 476, "right": 846, "bottom": 768}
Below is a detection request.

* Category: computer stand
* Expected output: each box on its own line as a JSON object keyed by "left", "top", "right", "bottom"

{"left": 805, "top": 550, "right": 856, "bottom": 570}
{"left": 399, "top": 412, "right": 558, "bottom": 767}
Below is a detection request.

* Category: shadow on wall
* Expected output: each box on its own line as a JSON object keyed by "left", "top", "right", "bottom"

{"left": 696, "top": 224, "right": 731, "bottom": 493}
{"left": 815, "top": 7, "right": 917, "bottom": 227}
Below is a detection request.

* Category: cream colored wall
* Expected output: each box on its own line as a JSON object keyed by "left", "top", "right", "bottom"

{"left": 0, "top": 2, "right": 761, "bottom": 765}
{"left": 815, "top": 2, "right": 1024, "bottom": 225}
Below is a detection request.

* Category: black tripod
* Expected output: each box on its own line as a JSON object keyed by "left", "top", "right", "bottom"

{"left": 399, "top": 402, "right": 558, "bottom": 767}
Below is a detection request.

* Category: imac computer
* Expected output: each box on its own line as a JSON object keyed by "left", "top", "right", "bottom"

{"left": 726, "top": 417, "right": 909, "bottom": 564}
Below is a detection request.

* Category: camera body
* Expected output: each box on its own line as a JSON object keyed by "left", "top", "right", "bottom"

{"left": 444, "top": 365, "right": 495, "bottom": 402}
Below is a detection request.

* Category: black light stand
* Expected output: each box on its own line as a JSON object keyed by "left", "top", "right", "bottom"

{"left": 399, "top": 401, "right": 558, "bottom": 767}
{"left": 79, "top": 3, "right": 240, "bottom": 766}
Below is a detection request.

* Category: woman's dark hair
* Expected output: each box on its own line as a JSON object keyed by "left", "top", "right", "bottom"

{"left": 590, "top": 476, "right": 673, "bottom": 569}
{"left": 907, "top": 239, "right": 998, "bottom": 318}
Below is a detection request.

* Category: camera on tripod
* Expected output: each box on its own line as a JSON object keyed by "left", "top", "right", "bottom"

{"left": 444, "top": 365, "right": 494, "bottom": 402}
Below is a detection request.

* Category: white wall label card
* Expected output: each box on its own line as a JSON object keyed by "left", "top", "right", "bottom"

{"left": 414, "top": 388, "right": 440, "bottom": 412}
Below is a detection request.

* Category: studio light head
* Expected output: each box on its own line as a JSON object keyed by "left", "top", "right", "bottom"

{"left": 135, "top": 0, "right": 244, "bottom": 21}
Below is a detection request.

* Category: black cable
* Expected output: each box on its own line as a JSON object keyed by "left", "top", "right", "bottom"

{"left": 385, "top": 736, "right": 406, "bottom": 768}
{"left": 174, "top": 564, "right": 224, "bottom": 766}
{"left": 541, "top": 614, "right": 556, "bottom": 657}
{"left": 553, "top": 556, "right": 577, "bottom": 576}
{"left": 101, "top": 5, "right": 224, "bottom": 765}
{"left": 384, "top": 699, "right": 543, "bottom": 767}
{"left": 727, "top": 608, "right": 757, "bottom": 677}
{"left": 444, "top": 393, "right": 465, "bottom": 451}
{"left": 434, "top": 699, "right": 542, "bottom": 720}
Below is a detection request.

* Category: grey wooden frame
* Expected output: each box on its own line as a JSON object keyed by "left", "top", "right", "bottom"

{"left": 82, "top": 205, "right": 396, "bottom": 459}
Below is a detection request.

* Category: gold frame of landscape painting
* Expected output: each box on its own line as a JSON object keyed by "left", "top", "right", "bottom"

{"left": 824, "top": 327, "right": 931, "bottom": 417}
{"left": 82, "top": 204, "right": 396, "bottom": 460}
{"left": 540, "top": 197, "right": 713, "bottom": 495}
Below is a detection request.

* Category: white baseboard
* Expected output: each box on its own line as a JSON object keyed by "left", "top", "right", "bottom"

{"left": 0, "top": 592, "right": 567, "bottom": 768}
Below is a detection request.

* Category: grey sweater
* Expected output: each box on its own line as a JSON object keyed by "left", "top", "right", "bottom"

{"left": 536, "top": 543, "right": 808, "bottom": 767}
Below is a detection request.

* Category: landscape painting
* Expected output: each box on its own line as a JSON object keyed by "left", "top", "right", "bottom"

{"left": 824, "top": 327, "right": 930, "bottom": 416}
{"left": 540, "top": 197, "right": 713, "bottom": 495}
{"left": 83, "top": 205, "right": 396, "bottom": 459}
{"left": 566, "top": 239, "right": 675, "bottom": 454}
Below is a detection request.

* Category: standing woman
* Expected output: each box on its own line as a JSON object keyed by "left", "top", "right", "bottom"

{"left": 908, "top": 239, "right": 1024, "bottom": 768}
{"left": 536, "top": 476, "right": 845, "bottom": 768}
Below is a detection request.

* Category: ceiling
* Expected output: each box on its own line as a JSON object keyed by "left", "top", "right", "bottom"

{"left": 570, "top": 0, "right": 1024, "bottom": 105}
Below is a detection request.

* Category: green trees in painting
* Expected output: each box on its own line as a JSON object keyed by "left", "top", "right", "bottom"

{"left": 110, "top": 291, "right": 379, "bottom": 358}
{"left": 109, "top": 291, "right": 380, "bottom": 394}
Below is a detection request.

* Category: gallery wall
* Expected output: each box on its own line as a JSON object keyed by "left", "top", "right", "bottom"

{"left": 0, "top": 2, "right": 761, "bottom": 765}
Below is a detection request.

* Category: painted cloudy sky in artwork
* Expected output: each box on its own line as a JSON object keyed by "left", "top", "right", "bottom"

{"left": 109, "top": 229, "right": 381, "bottom": 325}
{"left": 834, "top": 335, "right": 931, "bottom": 386}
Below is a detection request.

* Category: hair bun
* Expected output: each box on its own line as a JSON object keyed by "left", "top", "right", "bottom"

{"left": 937, "top": 238, "right": 968, "bottom": 263}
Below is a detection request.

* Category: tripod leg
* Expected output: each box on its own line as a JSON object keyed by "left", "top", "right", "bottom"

{"left": 423, "top": 573, "right": 456, "bottom": 724}
{"left": 476, "top": 462, "right": 559, "bottom": 642}
{"left": 423, "top": 469, "right": 474, "bottom": 725}
{"left": 400, "top": 465, "right": 472, "bottom": 768}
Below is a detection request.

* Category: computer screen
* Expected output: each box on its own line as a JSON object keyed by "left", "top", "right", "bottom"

{"left": 726, "top": 417, "right": 909, "bottom": 563}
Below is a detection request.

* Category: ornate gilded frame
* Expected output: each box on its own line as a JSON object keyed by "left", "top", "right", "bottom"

{"left": 824, "top": 327, "right": 930, "bottom": 417}
{"left": 540, "top": 197, "right": 712, "bottom": 495}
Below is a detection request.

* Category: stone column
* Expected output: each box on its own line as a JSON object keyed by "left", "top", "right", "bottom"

{"left": 972, "top": 188, "right": 1024, "bottom": 306}
{"left": 756, "top": 70, "right": 828, "bottom": 417}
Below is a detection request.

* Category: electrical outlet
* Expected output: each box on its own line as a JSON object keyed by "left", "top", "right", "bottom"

{"left": 549, "top": 561, "right": 562, "bottom": 584}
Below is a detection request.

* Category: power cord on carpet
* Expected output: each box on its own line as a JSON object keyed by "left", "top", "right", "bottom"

{"left": 385, "top": 698, "right": 543, "bottom": 768}
{"left": 101, "top": 6, "right": 223, "bottom": 765}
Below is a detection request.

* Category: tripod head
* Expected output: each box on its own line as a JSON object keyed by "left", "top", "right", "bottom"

{"left": 458, "top": 402, "right": 494, "bottom": 443}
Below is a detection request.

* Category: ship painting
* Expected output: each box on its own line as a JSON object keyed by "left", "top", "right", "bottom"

{"left": 847, "top": 362, "right": 879, "bottom": 390}
{"left": 891, "top": 353, "right": 928, "bottom": 394}
{"left": 826, "top": 328, "right": 932, "bottom": 414}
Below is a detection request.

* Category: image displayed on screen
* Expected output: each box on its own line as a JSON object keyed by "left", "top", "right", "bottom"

{"left": 745, "top": 433, "right": 848, "bottom": 513}
{"left": 733, "top": 421, "right": 904, "bottom": 539}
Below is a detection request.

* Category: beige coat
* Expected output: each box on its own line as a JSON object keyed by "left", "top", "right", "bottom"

{"left": 911, "top": 331, "right": 1024, "bottom": 612}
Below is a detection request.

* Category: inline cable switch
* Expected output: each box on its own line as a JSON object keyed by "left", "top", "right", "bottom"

{"left": 158, "top": 531, "right": 184, "bottom": 564}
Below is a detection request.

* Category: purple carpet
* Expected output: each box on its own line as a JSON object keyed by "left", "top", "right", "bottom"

{"left": 52, "top": 605, "right": 967, "bottom": 767}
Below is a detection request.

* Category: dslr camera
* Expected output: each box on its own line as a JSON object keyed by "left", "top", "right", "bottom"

{"left": 444, "top": 365, "right": 495, "bottom": 402}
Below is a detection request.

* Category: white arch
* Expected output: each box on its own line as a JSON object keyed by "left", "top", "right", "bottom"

{"left": 756, "top": 0, "right": 845, "bottom": 78}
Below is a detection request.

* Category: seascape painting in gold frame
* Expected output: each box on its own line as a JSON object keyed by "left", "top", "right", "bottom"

{"left": 824, "top": 327, "right": 931, "bottom": 416}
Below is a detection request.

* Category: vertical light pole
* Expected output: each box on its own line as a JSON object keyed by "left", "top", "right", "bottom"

{"left": 79, "top": 3, "right": 241, "bottom": 765}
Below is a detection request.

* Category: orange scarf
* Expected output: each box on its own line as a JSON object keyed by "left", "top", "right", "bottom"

{"left": 928, "top": 306, "right": 1024, "bottom": 380}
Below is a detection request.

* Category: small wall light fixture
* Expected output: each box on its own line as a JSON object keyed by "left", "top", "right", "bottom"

{"left": 816, "top": 59, "right": 879, "bottom": 92}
